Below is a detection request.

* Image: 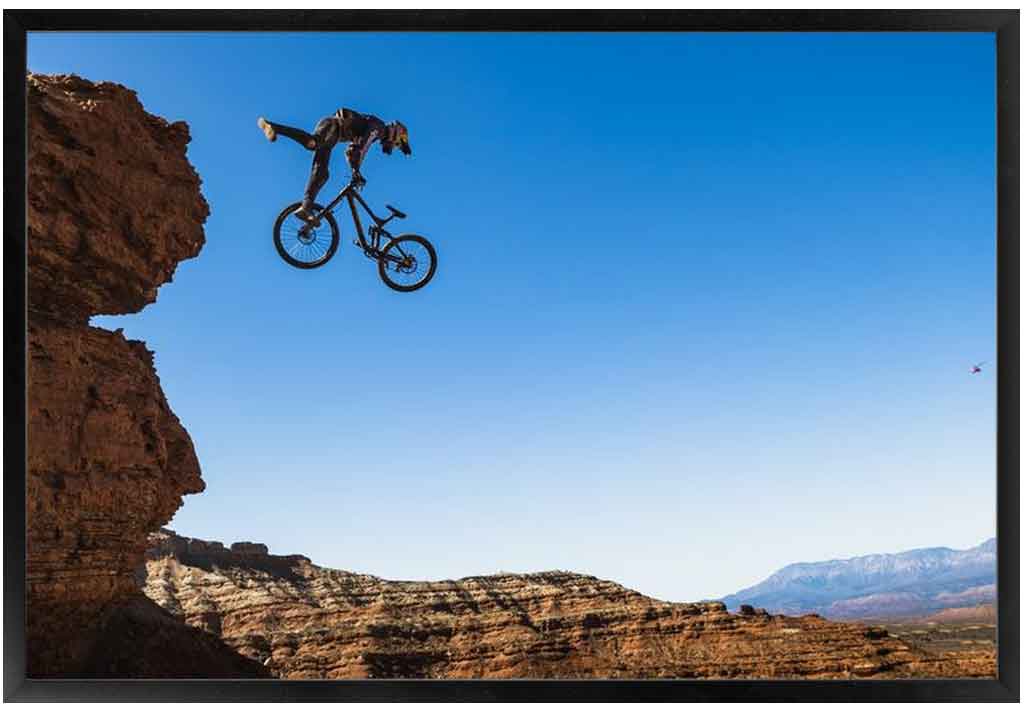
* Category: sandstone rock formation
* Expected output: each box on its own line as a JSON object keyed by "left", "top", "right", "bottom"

{"left": 26, "top": 72, "right": 266, "bottom": 677}
{"left": 27, "top": 74, "right": 208, "bottom": 322}
{"left": 145, "top": 530, "right": 992, "bottom": 679}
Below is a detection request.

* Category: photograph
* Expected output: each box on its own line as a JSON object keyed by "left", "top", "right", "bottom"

{"left": 5, "top": 9, "right": 1018, "bottom": 703}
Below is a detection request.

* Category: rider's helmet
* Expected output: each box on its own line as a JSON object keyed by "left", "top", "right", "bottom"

{"left": 385, "top": 121, "right": 411, "bottom": 156}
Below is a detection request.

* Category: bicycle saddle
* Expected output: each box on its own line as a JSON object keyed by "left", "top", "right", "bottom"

{"left": 386, "top": 204, "right": 407, "bottom": 219}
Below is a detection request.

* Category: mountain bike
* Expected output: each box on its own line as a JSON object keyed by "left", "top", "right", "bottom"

{"left": 272, "top": 178, "right": 437, "bottom": 292}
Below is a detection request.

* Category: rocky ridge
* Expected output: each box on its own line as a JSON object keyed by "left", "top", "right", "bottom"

{"left": 26, "top": 72, "right": 266, "bottom": 677}
{"left": 145, "top": 530, "right": 991, "bottom": 679}
{"left": 722, "top": 539, "right": 996, "bottom": 620}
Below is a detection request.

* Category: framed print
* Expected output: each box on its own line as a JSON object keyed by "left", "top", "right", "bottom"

{"left": 3, "top": 9, "right": 1019, "bottom": 703}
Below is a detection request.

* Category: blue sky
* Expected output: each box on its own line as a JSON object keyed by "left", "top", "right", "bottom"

{"left": 29, "top": 32, "right": 996, "bottom": 601}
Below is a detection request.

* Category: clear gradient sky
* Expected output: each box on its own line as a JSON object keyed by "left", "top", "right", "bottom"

{"left": 28, "top": 32, "right": 996, "bottom": 601}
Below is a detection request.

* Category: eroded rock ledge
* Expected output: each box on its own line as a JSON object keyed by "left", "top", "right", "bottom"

{"left": 26, "top": 72, "right": 266, "bottom": 677}
{"left": 146, "top": 530, "right": 987, "bottom": 680}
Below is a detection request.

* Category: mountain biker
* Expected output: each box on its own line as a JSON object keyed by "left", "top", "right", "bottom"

{"left": 257, "top": 109, "right": 411, "bottom": 222}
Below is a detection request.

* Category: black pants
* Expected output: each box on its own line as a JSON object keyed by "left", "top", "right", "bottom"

{"left": 268, "top": 117, "right": 340, "bottom": 211}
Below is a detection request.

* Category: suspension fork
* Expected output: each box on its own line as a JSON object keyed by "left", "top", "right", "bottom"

{"left": 299, "top": 189, "right": 347, "bottom": 238}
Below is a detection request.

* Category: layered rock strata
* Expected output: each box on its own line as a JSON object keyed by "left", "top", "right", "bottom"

{"left": 146, "top": 530, "right": 990, "bottom": 680}
{"left": 26, "top": 72, "right": 266, "bottom": 677}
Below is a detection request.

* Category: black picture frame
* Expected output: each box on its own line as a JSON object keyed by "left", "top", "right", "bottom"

{"left": 3, "top": 9, "right": 1019, "bottom": 703}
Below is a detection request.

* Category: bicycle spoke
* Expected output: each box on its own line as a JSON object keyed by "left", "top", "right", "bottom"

{"left": 283, "top": 216, "right": 327, "bottom": 262}
{"left": 383, "top": 240, "right": 429, "bottom": 285}
{"left": 275, "top": 203, "right": 342, "bottom": 269}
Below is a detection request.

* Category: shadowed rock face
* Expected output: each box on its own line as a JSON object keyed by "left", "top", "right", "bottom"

{"left": 146, "top": 530, "right": 991, "bottom": 680}
{"left": 26, "top": 73, "right": 266, "bottom": 678}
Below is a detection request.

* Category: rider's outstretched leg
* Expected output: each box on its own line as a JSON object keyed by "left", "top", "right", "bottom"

{"left": 258, "top": 117, "right": 318, "bottom": 149}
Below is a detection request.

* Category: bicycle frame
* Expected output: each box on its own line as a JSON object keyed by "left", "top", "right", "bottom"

{"left": 307, "top": 181, "right": 396, "bottom": 254}
{"left": 281, "top": 180, "right": 433, "bottom": 288}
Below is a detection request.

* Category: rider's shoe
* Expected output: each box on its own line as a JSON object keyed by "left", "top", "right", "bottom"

{"left": 294, "top": 206, "right": 320, "bottom": 226}
{"left": 257, "top": 117, "right": 277, "bottom": 142}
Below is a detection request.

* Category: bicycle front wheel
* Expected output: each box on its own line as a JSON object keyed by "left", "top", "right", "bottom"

{"left": 273, "top": 201, "right": 340, "bottom": 269}
{"left": 377, "top": 234, "right": 437, "bottom": 292}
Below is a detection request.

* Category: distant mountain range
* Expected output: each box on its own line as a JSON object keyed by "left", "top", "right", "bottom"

{"left": 721, "top": 538, "right": 996, "bottom": 621}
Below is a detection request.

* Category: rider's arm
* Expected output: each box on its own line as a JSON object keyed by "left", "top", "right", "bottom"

{"left": 344, "top": 139, "right": 365, "bottom": 181}
{"left": 343, "top": 115, "right": 389, "bottom": 182}
{"left": 345, "top": 130, "right": 378, "bottom": 179}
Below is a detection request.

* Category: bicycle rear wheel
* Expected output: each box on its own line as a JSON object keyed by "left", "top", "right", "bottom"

{"left": 273, "top": 202, "right": 340, "bottom": 269}
{"left": 377, "top": 234, "right": 437, "bottom": 292}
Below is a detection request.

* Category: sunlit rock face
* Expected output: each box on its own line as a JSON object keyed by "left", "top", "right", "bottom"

{"left": 145, "top": 530, "right": 990, "bottom": 680}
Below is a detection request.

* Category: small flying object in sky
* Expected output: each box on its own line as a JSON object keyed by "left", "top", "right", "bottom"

{"left": 970, "top": 361, "right": 987, "bottom": 375}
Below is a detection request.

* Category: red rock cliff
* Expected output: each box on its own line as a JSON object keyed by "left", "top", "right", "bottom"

{"left": 146, "top": 530, "right": 990, "bottom": 680}
{"left": 26, "top": 73, "right": 266, "bottom": 677}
